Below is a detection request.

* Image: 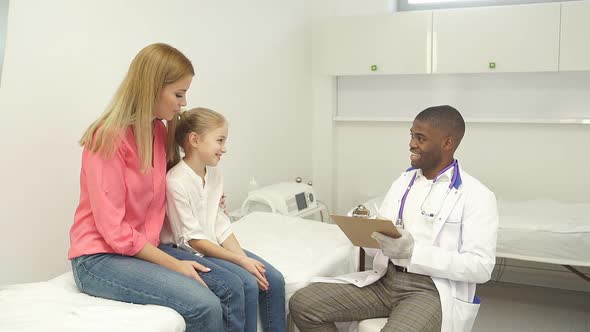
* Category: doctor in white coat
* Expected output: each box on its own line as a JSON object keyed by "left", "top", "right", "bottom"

{"left": 289, "top": 105, "right": 498, "bottom": 332}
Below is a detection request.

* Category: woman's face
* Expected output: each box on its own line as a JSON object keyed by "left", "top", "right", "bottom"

{"left": 154, "top": 75, "right": 193, "bottom": 121}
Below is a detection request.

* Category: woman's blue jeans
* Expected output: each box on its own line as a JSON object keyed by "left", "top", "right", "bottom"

{"left": 204, "top": 249, "right": 287, "bottom": 332}
{"left": 71, "top": 246, "right": 224, "bottom": 332}
{"left": 72, "top": 244, "right": 285, "bottom": 332}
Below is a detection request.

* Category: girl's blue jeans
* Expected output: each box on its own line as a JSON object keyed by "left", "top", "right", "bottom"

{"left": 203, "top": 248, "right": 286, "bottom": 332}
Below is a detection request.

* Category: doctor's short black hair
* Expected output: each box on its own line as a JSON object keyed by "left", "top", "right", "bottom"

{"left": 415, "top": 105, "right": 465, "bottom": 146}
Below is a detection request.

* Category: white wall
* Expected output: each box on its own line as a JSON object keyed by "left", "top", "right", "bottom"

{"left": 309, "top": 2, "right": 589, "bottom": 216}
{"left": 0, "top": 0, "right": 312, "bottom": 285}
{"left": 334, "top": 120, "right": 590, "bottom": 213}
{"left": 308, "top": 0, "right": 397, "bottom": 210}
{"left": 337, "top": 73, "right": 590, "bottom": 121}
{"left": 0, "top": 0, "right": 8, "bottom": 81}
{"left": 332, "top": 0, "right": 396, "bottom": 16}
{"left": 333, "top": 74, "right": 590, "bottom": 212}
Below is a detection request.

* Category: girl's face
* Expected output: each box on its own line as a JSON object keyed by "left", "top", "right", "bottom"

{"left": 193, "top": 125, "right": 228, "bottom": 167}
{"left": 154, "top": 75, "right": 192, "bottom": 121}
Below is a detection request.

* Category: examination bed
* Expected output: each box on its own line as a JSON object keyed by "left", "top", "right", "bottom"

{"left": 0, "top": 212, "right": 359, "bottom": 332}
{"left": 495, "top": 199, "right": 590, "bottom": 276}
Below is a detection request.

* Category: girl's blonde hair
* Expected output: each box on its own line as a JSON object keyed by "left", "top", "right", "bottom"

{"left": 167, "top": 107, "right": 227, "bottom": 170}
{"left": 80, "top": 43, "right": 194, "bottom": 171}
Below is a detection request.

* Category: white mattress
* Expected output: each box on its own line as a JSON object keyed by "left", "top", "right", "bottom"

{"left": 497, "top": 199, "right": 590, "bottom": 267}
{"left": 0, "top": 273, "right": 185, "bottom": 332}
{"left": 232, "top": 212, "right": 359, "bottom": 302}
{"left": 0, "top": 212, "right": 358, "bottom": 332}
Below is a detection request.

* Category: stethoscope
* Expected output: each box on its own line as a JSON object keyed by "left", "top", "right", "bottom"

{"left": 395, "top": 159, "right": 462, "bottom": 228}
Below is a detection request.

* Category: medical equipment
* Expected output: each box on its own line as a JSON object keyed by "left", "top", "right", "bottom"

{"left": 241, "top": 181, "right": 319, "bottom": 218}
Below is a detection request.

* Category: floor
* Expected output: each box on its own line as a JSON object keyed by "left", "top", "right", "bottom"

{"left": 474, "top": 281, "right": 590, "bottom": 332}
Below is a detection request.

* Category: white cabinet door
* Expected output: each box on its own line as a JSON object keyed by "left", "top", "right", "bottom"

{"left": 433, "top": 3, "right": 560, "bottom": 74}
{"left": 316, "top": 12, "right": 432, "bottom": 75}
{"left": 560, "top": 1, "right": 590, "bottom": 71}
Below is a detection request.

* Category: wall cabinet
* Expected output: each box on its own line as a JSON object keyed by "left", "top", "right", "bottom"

{"left": 559, "top": 1, "right": 590, "bottom": 71}
{"left": 432, "top": 3, "right": 560, "bottom": 74}
{"left": 316, "top": 2, "right": 590, "bottom": 75}
{"left": 316, "top": 12, "right": 432, "bottom": 75}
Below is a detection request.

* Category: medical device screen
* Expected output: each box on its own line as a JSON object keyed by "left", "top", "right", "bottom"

{"left": 296, "top": 192, "right": 308, "bottom": 211}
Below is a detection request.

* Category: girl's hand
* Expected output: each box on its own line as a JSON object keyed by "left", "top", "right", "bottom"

{"left": 174, "top": 260, "right": 211, "bottom": 288}
{"left": 238, "top": 257, "right": 269, "bottom": 291}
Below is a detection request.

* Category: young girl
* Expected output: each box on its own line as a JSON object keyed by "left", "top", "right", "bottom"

{"left": 162, "top": 107, "right": 286, "bottom": 332}
{"left": 68, "top": 43, "right": 227, "bottom": 331}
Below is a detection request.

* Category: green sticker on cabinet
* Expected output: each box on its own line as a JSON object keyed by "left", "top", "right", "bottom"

{"left": 489, "top": 62, "right": 496, "bottom": 69}
{"left": 371, "top": 64, "right": 378, "bottom": 71}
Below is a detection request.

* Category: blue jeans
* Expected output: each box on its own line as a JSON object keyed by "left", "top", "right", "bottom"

{"left": 72, "top": 245, "right": 245, "bottom": 332}
{"left": 204, "top": 250, "right": 286, "bottom": 332}
{"left": 158, "top": 244, "right": 247, "bottom": 332}
{"left": 71, "top": 247, "right": 224, "bottom": 332}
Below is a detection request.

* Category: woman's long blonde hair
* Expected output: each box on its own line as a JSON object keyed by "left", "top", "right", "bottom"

{"left": 167, "top": 107, "right": 227, "bottom": 170}
{"left": 80, "top": 43, "right": 194, "bottom": 171}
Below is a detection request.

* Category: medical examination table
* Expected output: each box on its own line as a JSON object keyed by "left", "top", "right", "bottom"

{"left": 0, "top": 212, "right": 359, "bottom": 332}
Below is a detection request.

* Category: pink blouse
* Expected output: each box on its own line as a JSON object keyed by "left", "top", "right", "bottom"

{"left": 68, "top": 120, "right": 167, "bottom": 259}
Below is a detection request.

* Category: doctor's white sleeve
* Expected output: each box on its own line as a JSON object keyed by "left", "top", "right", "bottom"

{"left": 165, "top": 179, "right": 208, "bottom": 251}
{"left": 408, "top": 190, "right": 499, "bottom": 284}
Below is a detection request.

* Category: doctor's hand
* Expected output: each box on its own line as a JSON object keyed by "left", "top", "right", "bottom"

{"left": 238, "top": 256, "right": 270, "bottom": 291}
{"left": 371, "top": 229, "right": 415, "bottom": 260}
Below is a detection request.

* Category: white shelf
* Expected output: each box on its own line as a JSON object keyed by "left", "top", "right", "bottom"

{"left": 334, "top": 116, "right": 590, "bottom": 124}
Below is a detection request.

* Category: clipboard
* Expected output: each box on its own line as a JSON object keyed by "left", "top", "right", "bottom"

{"left": 331, "top": 215, "right": 401, "bottom": 249}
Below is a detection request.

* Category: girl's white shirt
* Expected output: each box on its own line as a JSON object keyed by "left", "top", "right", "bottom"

{"left": 161, "top": 159, "right": 232, "bottom": 256}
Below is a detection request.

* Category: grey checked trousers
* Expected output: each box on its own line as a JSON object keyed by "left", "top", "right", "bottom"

{"left": 289, "top": 262, "right": 442, "bottom": 332}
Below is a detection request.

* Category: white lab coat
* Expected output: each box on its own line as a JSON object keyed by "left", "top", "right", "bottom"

{"left": 316, "top": 168, "right": 498, "bottom": 332}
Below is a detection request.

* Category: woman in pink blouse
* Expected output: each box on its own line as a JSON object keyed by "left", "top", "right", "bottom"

{"left": 68, "top": 43, "right": 230, "bottom": 332}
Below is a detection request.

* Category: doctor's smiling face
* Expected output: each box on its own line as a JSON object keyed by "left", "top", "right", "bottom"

{"left": 409, "top": 105, "right": 464, "bottom": 179}
{"left": 409, "top": 119, "right": 450, "bottom": 179}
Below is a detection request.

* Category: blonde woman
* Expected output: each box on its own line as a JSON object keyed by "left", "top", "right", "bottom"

{"left": 68, "top": 43, "right": 226, "bottom": 331}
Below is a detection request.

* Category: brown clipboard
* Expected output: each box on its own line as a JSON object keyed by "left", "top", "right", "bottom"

{"left": 331, "top": 215, "right": 401, "bottom": 249}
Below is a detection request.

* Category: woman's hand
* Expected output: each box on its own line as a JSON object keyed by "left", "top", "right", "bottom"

{"left": 238, "top": 256, "right": 269, "bottom": 291}
{"left": 219, "top": 193, "right": 228, "bottom": 215}
{"left": 173, "top": 260, "right": 211, "bottom": 288}
{"left": 133, "top": 243, "right": 211, "bottom": 289}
